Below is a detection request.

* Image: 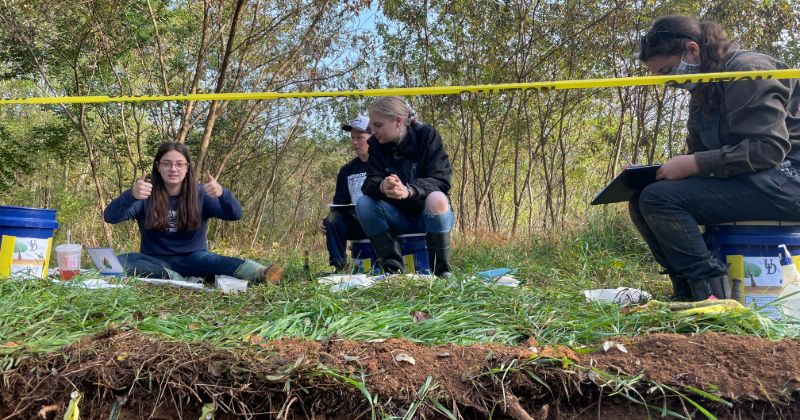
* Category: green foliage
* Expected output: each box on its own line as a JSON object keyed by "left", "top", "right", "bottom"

{"left": 0, "top": 1, "right": 797, "bottom": 247}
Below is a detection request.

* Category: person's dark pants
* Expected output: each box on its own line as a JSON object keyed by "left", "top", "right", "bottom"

{"left": 324, "top": 209, "right": 367, "bottom": 269}
{"left": 629, "top": 163, "right": 800, "bottom": 284}
{"left": 118, "top": 250, "right": 245, "bottom": 279}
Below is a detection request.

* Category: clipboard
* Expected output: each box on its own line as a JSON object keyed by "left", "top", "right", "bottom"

{"left": 591, "top": 165, "right": 661, "bottom": 205}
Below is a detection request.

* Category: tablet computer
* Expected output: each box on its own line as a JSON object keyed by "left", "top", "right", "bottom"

{"left": 591, "top": 165, "right": 661, "bottom": 205}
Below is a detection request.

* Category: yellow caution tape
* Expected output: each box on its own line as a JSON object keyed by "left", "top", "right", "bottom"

{"left": 2, "top": 69, "right": 799, "bottom": 105}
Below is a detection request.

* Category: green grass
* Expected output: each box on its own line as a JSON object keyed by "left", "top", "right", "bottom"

{"left": 0, "top": 224, "right": 796, "bottom": 358}
{"left": 1, "top": 212, "right": 797, "bottom": 353}
{"left": 1, "top": 212, "right": 796, "bottom": 417}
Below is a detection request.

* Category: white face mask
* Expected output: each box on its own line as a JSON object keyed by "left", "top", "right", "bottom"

{"left": 670, "top": 49, "right": 701, "bottom": 91}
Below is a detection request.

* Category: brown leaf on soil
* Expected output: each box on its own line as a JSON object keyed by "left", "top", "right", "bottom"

{"left": 525, "top": 336, "right": 539, "bottom": 347}
{"left": 540, "top": 345, "right": 580, "bottom": 363}
{"left": 342, "top": 354, "right": 360, "bottom": 362}
{"left": 410, "top": 311, "right": 431, "bottom": 322}
{"left": 246, "top": 334, "right": 264, "bottom": 345}
{"left": 37, "top": 403, "right": 59, "bottom": 418}
{"left": 208, "top": 360, "right": 224, "bottom": 377}
{"left": 394, "top": 353, "right": 416, "bottom": 365}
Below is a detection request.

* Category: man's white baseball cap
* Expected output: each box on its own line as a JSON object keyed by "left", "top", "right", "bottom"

{"left": 341, "top": 115, "right": 370, "bottom": 132}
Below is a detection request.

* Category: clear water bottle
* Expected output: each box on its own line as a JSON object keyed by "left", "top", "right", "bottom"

{"left": 777, "top": 245, "right": 800, "bottom": 319}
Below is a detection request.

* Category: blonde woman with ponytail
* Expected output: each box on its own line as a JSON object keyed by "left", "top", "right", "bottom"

{"left": 632, "top": 15, "right": 800, "bottom": 301}
{"left": 356, "top": 96, "right": 455, "bottom": 277}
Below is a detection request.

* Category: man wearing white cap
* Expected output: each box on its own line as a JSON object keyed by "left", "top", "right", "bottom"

{"left": 321, "top": 115, "right": 371, "bottom": 271}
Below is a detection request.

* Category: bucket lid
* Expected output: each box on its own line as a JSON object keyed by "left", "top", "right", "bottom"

{"left": 0, "top": 206, "right": 59, "bottom": 229}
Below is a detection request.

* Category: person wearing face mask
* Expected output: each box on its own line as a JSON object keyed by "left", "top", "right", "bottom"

{"left": 633, "top": 15, "right": 800, "bottom": 301}
{"left": 357, "top": 96, "right": 455, "bottom": 277}
{"left": 320, "top": 116, "right": 371, "bottom": 272}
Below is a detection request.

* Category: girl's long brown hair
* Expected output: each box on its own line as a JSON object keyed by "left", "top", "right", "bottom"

{"left": 639, "top": 15, "right": 733, "bottom": 114}
{"left": 145, "top": 142, "right": 201, "bottom": 231}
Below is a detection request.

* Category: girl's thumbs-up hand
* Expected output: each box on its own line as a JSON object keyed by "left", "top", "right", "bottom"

{"left": 132, "top": 173, "right": 153, "bottom": 200}
{"left": 203, "top": 170, "right": 223, "bottom": 198}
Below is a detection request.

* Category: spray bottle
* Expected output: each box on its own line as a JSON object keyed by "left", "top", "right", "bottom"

{"left": 777, "top": 245, "right": 800, "bottom": 319}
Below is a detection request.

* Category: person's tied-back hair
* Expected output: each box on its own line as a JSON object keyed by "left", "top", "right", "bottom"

{"left": 368, "top": 96, "right": 418, "bottom": 125}
{"left": 145, "top": 142, "right": 201, "bottom": 231}
{"left": 639, "top": 15, "right": 733, "bottom": 114}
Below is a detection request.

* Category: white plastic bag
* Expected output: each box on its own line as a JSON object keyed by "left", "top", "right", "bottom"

{"left": 584, "top": 287, "right": 651, "bottom": 305}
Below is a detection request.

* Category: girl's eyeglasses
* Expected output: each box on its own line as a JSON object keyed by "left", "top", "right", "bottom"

{"left": 158, "top": 161, "right": 188, "bottom": 169}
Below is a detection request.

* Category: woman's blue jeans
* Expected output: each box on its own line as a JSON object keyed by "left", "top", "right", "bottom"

{"left": 355, "top": 195, "right": 455, "bottom": 236}
{"left": 118, "top": 251, "right": 245, "bottom": 279}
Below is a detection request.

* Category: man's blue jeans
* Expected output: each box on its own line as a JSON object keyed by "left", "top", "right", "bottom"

{"left": 629, "top": 163, "right": 800, "bottom": 283}
{"left": 118, "top": 251, "right": 245, "bottom": 279}
{"left": 324, "top": 208, "right": 367, "bottom": 268}
{"left": 355, "top": 195, "right": 455, "bottom": 236}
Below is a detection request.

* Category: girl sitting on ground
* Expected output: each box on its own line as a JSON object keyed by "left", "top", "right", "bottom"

{"left": 104, "top": 141, "right": 283, "bottom": 284}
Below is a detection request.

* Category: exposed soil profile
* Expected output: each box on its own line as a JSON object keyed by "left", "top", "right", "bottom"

{"left": 1, "top": 329, "right": 798, "bottom": 419}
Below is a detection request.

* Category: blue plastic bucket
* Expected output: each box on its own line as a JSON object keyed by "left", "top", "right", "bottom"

{"left": 0, "top": 206, "right": 59, "bottom": 279}
{"left": 349, "top": 239, "right": 378, "bottom": 274}
{"left": 398, "top": 233, "right": 430, "bottom": 274}
{"left": 704, "top": 222, "right": 800, "bottom": 316}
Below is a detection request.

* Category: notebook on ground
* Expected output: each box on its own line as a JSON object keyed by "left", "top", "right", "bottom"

{"left": 591, "top": 165, "right": 661, "bottom": 205}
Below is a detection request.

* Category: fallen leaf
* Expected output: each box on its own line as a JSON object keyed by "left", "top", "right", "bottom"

{"left": 0, "top": 341, "right": 22, "bottom": 348}
{"left": 367, "top": 338, "right": 387, "bottom": 343}
{"left": 188, "top": 322, "right": 201, "bottom": 331}
{"left": 208, "top": 360, "right": 224, "bottom": 377}
{"left": 602, "top": 341, "right": 628, "bottom": 354}
{"left": 342, "top": 354, "right": 360, "bottom": 362}
{"left": 37, "top": 403, "right": 59, "bottom": 418}
{"left": 115, "top": 352, "right": 129, "bottom": 361}
{"left": 201, "top": 402, "right": 216, "bottom": 420}
{"left": 64, "top": 391, "right": 81, "bottom": 420}
{"left": 395, "top": 353, "right": 416, "bottom": 365}
{"left": 525, "top": 337, "right": 539, "bottom": 347}
{"left": 411, "top": 311, "right": 432, "bottom": 322}
{"left": 246, "top": 334, "right": 264, "bottom": 345}
{"left": 436, "top": 352, "right": 451, "bottom": 358}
